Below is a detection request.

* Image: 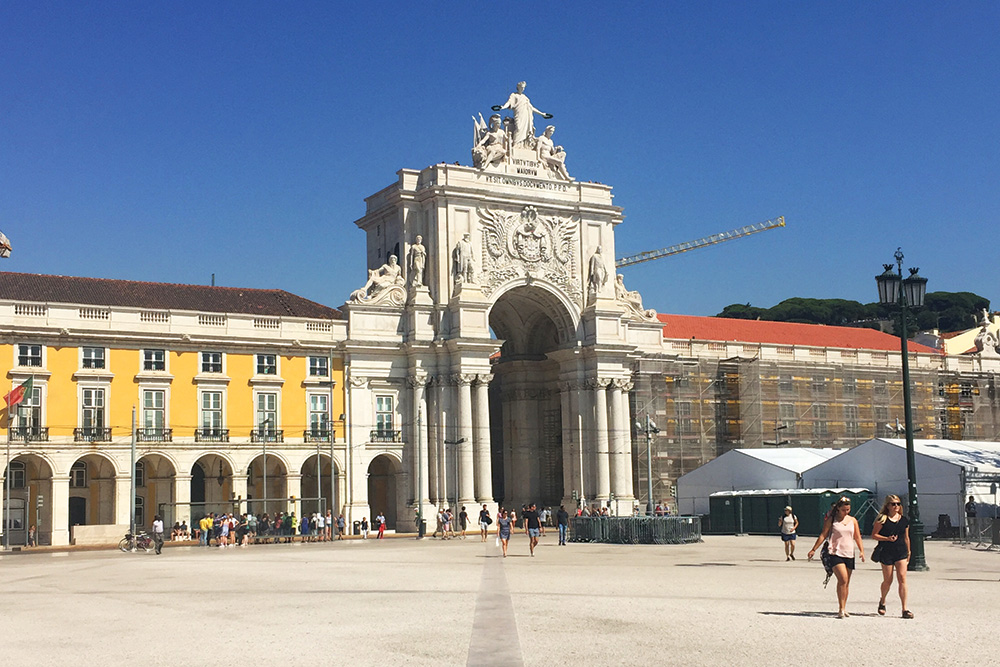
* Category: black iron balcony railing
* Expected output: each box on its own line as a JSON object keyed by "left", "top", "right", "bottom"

{"left": 194, "top": 428, "right": 230, "bottom": 443}
{"left": 136, "top": 428, "right": 173, "bottom": 443}
{"left": 11, "top": 426, "right": 49, "bottom": 442}
{"left": 74, "top": 427, "right": 112, "bottom": 442}
{"left": 251, "top": 429, "right": 284, "bottom": 444}
{"left": 304, "top": 428, "right": 332, "bottom": 443}
{"left": 369, "top": 429, "right": 401, "bottom": 443}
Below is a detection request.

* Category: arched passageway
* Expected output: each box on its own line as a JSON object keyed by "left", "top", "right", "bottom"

{"left": 367, "top": 455, "right": 399, "bottom": 530}
{"left": 3, "top": 454, "right": 53, "bottom": 546}
{"left": 300, "top": 454, "right": 337, "bottom": 516}
{"left": 68, "top": 453, "right": 117, "bottom": 529}
{"left": 136, "top": 454, "right": 176, "bottom": 527}
{"left": 190, "top": 454, "right": 237, "bottom": 520}
{"left": 489, "top": 284, "right": 576, "bottom": 509}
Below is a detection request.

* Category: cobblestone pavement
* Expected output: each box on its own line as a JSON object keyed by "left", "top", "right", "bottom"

{"left": 2, "top": 533, "right": 997, "bottom": 666}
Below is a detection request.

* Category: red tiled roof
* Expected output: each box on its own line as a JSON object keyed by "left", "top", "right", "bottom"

{"left": 0, "top": 272, "right": 341, "bottom": 319}
{"left": 658, "top": 313, "right": 939, "bottom": 354}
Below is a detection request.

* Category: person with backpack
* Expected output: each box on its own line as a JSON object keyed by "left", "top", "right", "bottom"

{"left": 478, "top": 504, "right": 492, "bottom": 542}
{"left": 779, "top": 506, "right": 799, "bottom": 561}
{"left": 808, "top": 496, "right": 865, "bottom": 618}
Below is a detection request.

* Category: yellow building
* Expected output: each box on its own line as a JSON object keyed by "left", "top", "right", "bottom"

{"left": 1, "top": 272, "right": 346, "bottom": 546}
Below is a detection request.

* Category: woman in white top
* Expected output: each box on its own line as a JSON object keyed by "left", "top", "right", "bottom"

{"left": 808, "top": 497, "right": 865, "bottom": 618}
{"left": 778, "top": 506, "right": 799, "bottom": 561}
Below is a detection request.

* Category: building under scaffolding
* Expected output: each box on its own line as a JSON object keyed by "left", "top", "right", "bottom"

{"left": 630, "top": 314, "right": 1000, "bottom": 511}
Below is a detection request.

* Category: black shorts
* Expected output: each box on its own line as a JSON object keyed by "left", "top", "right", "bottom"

{"left": 828, "top": 554, "right": 855, "bottom": 571}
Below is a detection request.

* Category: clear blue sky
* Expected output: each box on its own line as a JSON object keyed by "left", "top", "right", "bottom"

{"left": 3, "top": 3, "right": 998, "bottom": 317}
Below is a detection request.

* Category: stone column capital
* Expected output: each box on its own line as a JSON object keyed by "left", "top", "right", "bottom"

{"left": 453, "top": 373, "right": 477, "bottom": 386}
{"left": 407, "top": 373, "right": 430, "bottom": 388}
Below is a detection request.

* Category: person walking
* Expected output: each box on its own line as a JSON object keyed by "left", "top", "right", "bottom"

{"left": 965, "top": 495, "right": 977, "bottom": 541}
{"left": 779, "top": 506, "right": 799, "bottom": 561}
{"left": 522, "top": 503, "right": 541, "bottom": 557}
{"left": 459, "top": 506, "right": 469, "bottom": 539}
{"left": 337, "top": 514, "right": 346, "bottom": 539}
{"left": 496, "top": 509, "right": 513, "bottom": 558}
{"left": 376, "top": 512, "right": 386, "bottom": 539}
{"left": 361, "top": 517, "right": 369, "bottom": 539}
{"left": 478, "top": 504, "right": 492, "bottom": 542}
{"left": 872, "top": 494, "right": 913, "bottom": 619}
{"left": 556, "top": 505, "right": 570, "bottom": 546}
{"left": 151, "top": 514, "right": 165, "bottom": 555}
{"left": 808, "top": 497, "right": 865, "bottom": 618}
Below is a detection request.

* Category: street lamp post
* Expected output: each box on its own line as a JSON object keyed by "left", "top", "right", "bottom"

{"left": 635, "top": 414, "right": 660, "bottom": 515}
{"left": 875, "top": 247, "right": 929, "bottom": 571}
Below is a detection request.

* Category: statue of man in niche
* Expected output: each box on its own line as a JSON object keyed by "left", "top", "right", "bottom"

{"left": 453, "top": 233, "right": 476, "bottom": 284}
{"left": 492, "top": 81, "right": 552, "bottom": 148}
{"left": 408, "top": 235, "right": 427, "bottom": 287}
{"left": 588, "top": 246, "right": 608, "bottom": 294}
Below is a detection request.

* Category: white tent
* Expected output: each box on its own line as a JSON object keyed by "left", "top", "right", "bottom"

{"left": 805, "top": 438, "right": 1000, "bottom": 527}
{"left": 677, "top": 448, "right": 845, "bottom": 515}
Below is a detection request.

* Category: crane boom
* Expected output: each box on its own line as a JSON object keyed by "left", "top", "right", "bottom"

{"left": 615, "top": 216, "right": 785, "bottom": 269}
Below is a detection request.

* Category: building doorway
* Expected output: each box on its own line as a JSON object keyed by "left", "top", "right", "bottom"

{"left": 367, "top": 455, "right": 399, "bottom": 530}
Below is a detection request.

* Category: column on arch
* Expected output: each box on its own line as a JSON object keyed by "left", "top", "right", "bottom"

{"left": 456, "top": 373, "right": 476, "bottom": 505}
{"left": 50, "top": 474, "right": 71, "bottom": 546}
{"left": 473, "top": 374, "right": 493, "bottom": 504}
{"left": 608, "top": 379, "right": 630, "bottom": 507}
{"left": 592, "top": 378, "right": 611, "bottom": 502}
{"left": 426, "top": 377, "right": 440, "bottom": 505}
{"left": 620, "top": 381, "right": 635, "bottom": 500}
{"left": 409, "top": 374, "right": 430, "bottom": 506}
{"left": 559, "top": 382, "right": 574, "bottom": 506}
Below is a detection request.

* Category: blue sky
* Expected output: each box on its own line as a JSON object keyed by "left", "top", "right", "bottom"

{"left": 2, "top": 3, "right": 998, "bottom": 317}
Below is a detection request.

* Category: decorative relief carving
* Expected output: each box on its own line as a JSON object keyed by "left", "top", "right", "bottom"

{"left": 452, "top": 233, "right": 476, "bottom": 286}
{"left": 407, "top": 373, "right": 430, "bottom": 388}
{"left": 348, "top": 376, "right": 369, "bottom": 389}
{"left": 614, "top": 378, "right": 635, "bottom": 392}
{"left": 452, "top": 373, "right": 478, "bottom": 386}
{"left": 475, "top": 373, "right": 493, "bottom": 386}
{"left": 478, "top": 205, "right": 580, "bottom": 303}
{"left": 587, "top": 377, "right": 613, "bottom": 390}
{"left": 614, "top": 273, "right": 657, "bottom": 321}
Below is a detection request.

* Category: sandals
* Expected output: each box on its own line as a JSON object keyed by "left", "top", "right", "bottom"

{"left": 902, "top": 610, "right": 914, "bottom": 619}
{"left": 878, "top": 601, "right": 886, "bottom": 616}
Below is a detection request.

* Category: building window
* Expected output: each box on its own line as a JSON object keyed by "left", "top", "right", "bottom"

{"left": 874, "top": 378, "right": 888, "bottom": 397}
{"left": 201, "top": 352, "right": 223, "bottom": 374}
{"left": 309, "top": 394, "right": 330, "bottom": 435}
{"left": 309, "top": 356, "right": 329, "bottom": 377}
{"left": 375, "top": 395, "right": 394, "bottom": 435}
{"left": 842, "top": 379, "right": 856, "bottom": 396}
{"left": 779, "top": 403, "right": 795, "bottom": 421}
{"left": 134, "top": 496, "right": 145, "bottom": 526}
{"left": 201, "top": 392, "right": 223, "bottom": 431}
{"left": 814, "top": 421, "right": 830, "bottom": 437}
{"left": 143, "top": 349, "right": 166, "bottom": 371}
{"left": 811, "top": 376, "right": 827, "bottom": 394}
{"left": 814, "top": 404, "right": 828, "bottom": 419}
{"left": 70, "top": 461, "right": 87, "bottom": 488}
{"left": 20, "top": 386, "right": 42, "bottom": 432}
{"left": 135, "top": 460, "right": 145, "bottom": 487}
{"left": 874, "top": 406, "right": 889, "bottom": 422}
{"left": 142, "top": 389, "right": 165, "bottom": 433}
{"left": 676, "top": 401, "right": 692, "bottom": 417}
{"left": 778, "top": 375, "right": 793, "bottom": 393}
{"left": 8, "top": 461, "right": 26, "bottom": 489}
{"left": 844, "top": 405, "right": 858, "bottom": 421}
{"left": 82, "top": 347, "right": 106, "bottom": 369}
{"left": 960, "top": 382, "right": 974, "bottom": 398}
{"left": 256, "top": 354, "right": 277, "bottom": 376}
{"left": 257, "top": 392, "right": 278, "bottom": 429}
{"left": 17, "top": 344, "right": 42, "bottom": 367}
{"left": 82, "top": 388, "right": 106, "bottom": 431}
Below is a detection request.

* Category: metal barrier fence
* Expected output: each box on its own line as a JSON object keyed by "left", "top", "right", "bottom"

{"left": 570, "top": 516, "right": 702, "bottom": 545}
{"left": 963, "top": 517, "right": 1000, "bottom": 549}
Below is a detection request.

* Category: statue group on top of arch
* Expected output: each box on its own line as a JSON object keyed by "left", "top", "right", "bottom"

{"left": 614, "top": 273, "right": 657, "bottom": 321}
{"left": 471, "top": 81, "right": 572, "bottom": 181}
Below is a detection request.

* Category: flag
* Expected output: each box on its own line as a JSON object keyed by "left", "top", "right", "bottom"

{"left": 4, "top": 377, "right": 33, "bottom": 408}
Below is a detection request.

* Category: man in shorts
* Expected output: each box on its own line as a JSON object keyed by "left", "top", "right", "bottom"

{"left": 522, "top": 503, "right": 542, "bottom": 556}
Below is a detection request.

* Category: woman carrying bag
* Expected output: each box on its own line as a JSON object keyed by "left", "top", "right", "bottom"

{"left": 871, "top": 494, "right": 914, "bottom": 619}
{"left": 808, "top": 496, "right": 865, "bottom": 618}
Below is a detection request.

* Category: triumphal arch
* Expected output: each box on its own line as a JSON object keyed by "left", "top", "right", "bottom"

{"left": 343, "top": 82, "right": 664, "bottom": 525}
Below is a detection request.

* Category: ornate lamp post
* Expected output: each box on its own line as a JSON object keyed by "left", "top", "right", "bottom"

{"left": 875, "top": 247, "right": 929, "bottom": 571}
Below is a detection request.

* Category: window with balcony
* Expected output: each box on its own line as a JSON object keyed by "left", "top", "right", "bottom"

{"left": 82, "top": 347, "right": 106, "bottom": 369}
{"left": 201, "top": 352, "right": 223, "bottom": 374}
{"left": 143, "top": 349, "right": 166, "bottom": 371}
{"left": 13, "top": 386, "right": 46, "bottom": 442}
{"left": 256, "top": 354, "right": 277, "bottom": 375}
{"left": 307, "top": 394, "right": 330, "bottom": 441}
{"left": 309, "top": 356, "right": 329, "bottom": 377}
{"left": 197, "top": 391, "right": 227, "bottom": 442}
{"left": 82, "top": 388, "right": 106, "bottom": 434}
{"left": 17, "top": 343, "right": 42, "bottom": 367}
{"left": 140, "top": 389, "right": 169, "bottom": 441}
{"left": 372, "top": 395, "right": 398, "bottom": 441}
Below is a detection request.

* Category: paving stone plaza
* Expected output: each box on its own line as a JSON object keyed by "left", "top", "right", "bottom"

{"left": 2, "top": 534, "right": 997, "bottom": 666}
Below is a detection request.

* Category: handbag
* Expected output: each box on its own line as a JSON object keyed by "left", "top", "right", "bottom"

{"left": 495, "top": 535, "right": 500, "bottom": 547}
{"left": 871, "top": 541, "right": 884, "bottom": 564}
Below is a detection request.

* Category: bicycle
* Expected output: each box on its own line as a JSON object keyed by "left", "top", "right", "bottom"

{"left": 118, "top": 531, "right": 154, "bottom": 553}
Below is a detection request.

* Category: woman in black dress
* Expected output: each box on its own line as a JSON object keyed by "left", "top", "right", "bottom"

{"left": 871, "top": 494, "right": 913, "bottom": 618}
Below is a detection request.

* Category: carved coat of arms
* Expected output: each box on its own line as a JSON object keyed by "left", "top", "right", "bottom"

{"left": 479, "top": 205, "right": 580, "bottom": 303}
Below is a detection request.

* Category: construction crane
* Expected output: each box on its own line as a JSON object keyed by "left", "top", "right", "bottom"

{"left": 615, "top": 216, "right": 785, "bottom": 269}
